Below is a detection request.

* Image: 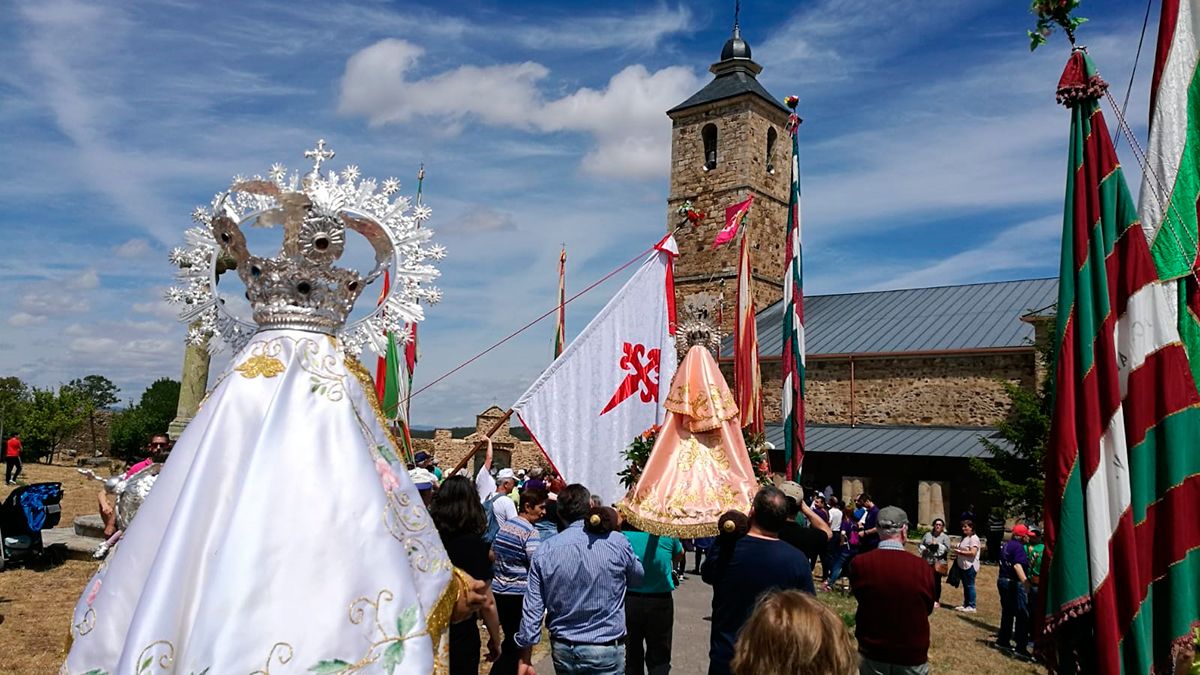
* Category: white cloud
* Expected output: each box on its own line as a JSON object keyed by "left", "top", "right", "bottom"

{"left": 115, "top": 238, "right": 151, "bottom": 258}
{"left": 338, "top": 40, "right": 549, "bottom": 129}
{"left": 7, "top": 312, "right": 47, "bottom": 327}
{"left": 338, "top": 40, "right": 700, "bottom": 178}
{"left": 132, "top": 300, "right": 180, "bottom": 320}
{"left": 69, "top": 337, "right": 120, "bottom": 354}
{"left": 71, "top": 268, "right": 100, "bottom": 289}
{"left": 20, "top": 287, "right": 88, "bottom": 314}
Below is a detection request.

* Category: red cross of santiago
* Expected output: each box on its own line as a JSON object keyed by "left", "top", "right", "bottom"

{"left": 600, "top": 342, "right": 661, "bottom": 416}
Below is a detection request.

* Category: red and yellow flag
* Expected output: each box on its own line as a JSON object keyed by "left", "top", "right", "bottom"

{"left": 735, "top": 233, "right": 762, "bottom": 434}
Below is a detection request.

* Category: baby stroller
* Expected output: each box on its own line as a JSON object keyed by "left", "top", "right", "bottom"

{"left": 0, "top": 482, "right": 64, "bottom": 570}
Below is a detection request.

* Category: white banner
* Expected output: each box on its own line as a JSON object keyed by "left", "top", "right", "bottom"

{"left": 514, "top": 236, "right": 678, "bottom": 505}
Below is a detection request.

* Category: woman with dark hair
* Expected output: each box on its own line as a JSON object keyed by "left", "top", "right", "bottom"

{"left": 431, "top": 475, "right": 503, "bottom": 674}
{"left": 919, "top": 518, "right": 951, "bottom": 608}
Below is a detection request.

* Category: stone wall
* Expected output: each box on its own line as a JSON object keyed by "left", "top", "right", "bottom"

{"left": 668, "top": 96, "right": 792, "bottom": 333}
{"left": 726, "top": 350, "right": 1036, "bottom": 427}
{"left": 411, "top": 406, "right": 546, "bottom": 476}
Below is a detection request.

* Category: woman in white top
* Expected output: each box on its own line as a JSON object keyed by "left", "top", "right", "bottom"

{"left": 954, "top": 519, "right": 982, "bottom": 612}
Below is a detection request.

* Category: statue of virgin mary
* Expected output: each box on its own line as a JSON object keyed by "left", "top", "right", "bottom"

{"left": 63, "top": 142, "right": 466, "bottom": 674}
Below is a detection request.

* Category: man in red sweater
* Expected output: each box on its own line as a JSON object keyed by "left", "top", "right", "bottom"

{"left": 849, "top": 505, "right": 933, "bottom": 674}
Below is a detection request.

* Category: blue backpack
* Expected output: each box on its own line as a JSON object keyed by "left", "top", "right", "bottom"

{"left": 483, "top": 494, "right": 506, "bottom": 544}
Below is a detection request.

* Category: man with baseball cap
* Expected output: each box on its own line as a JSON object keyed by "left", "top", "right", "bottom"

{"left": 849, "top": 505, "right": 934, "bottom": 675}
{"left": 776, "top": 481, "right": 833, "bottom": 571}
{"left": 996, "top": 523, "right": 1032, "bottom": 658}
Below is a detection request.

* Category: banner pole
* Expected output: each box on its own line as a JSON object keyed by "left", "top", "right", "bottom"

{"left": 448, "top": 408, "right": 514, "bottom": 476}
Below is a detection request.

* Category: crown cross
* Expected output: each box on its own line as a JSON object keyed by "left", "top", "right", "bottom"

{"left": 304, "top": 139, "right": 336, "bottom": 175}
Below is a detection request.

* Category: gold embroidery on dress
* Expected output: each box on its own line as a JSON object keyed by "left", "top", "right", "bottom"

{"left": 249, "top": 643, "right": 294, "bottom": 675}
{"left": 308, "top": 590, "right": 426, "bottom": 672}
{"left": 135, "top": 641, "right": 175, "bottom": 673}
{"left": 235, "top": 354, "right": 286, "bottom": 379}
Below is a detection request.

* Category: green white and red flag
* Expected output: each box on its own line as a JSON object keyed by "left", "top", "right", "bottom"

{"left": 735, "top": 232, "right": 763, "bottom": 434}
{"left": 555, "top": 246, "right": 566, "bottom": 359}
{"left": 713, "top": 194, "right": 753, "bottom": 249}
{"left": 1140, "top": 0, "right": 1200, "bottom": 391}
{"left": 1039, "top": 50, "right": 1200, "bottom": 675}
{"left": 374, "top": 270, "right": 416, "bottom": 462}
{"left": 780, "top": 99, "right": 805, "bottom": 479}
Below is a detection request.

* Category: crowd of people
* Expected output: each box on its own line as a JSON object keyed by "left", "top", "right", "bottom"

{"left": 406, "top": 440, "right": 1053, "bottom": 675}
{"left": 53, "top": 431, "right": 1043, "bottom": 675}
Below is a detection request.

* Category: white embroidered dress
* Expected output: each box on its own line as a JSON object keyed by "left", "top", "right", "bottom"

{"left": 63, "top": 330, "right": 454, "bottom": 674}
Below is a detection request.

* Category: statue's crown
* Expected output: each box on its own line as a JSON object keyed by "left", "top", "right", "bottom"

{"left": 676, "top": 292, "right": 723, "bottom": 357}
{"left": 167, "top": 140, "right": 444, "bottom": 356}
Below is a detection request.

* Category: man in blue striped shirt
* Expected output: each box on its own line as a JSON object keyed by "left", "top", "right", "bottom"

{"left": 516, "top": 484, "right": 644, "bottom": 675}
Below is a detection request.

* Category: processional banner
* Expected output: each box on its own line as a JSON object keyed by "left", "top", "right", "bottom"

{"left": 514, "top": 236, "right": 679, "bottom": 504}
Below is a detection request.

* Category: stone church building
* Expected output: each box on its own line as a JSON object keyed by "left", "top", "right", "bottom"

{"left": 671, "top": 27, "right": 1055, "bottom": 527}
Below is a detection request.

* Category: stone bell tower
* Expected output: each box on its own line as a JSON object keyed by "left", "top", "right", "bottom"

{"left": 666, "top": 21, "right": 792, "bottom": 332}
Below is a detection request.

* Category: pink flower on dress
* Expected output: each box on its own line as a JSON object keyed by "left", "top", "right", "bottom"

{"left": 86, "top": 578, "right": 102, "bottom": 606}
{"left": 375, "top": 457, "right": 400, "bottom": 492}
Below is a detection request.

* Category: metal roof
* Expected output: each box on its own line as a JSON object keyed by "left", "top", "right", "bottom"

{"left": 668, "top": 70, "right": 789, "bottom": 115}
{"left": 721, "top": 278, "right": 1058, "bottom": 358}
{"left": 764, "top": 424, "right": 1006, "bottom": 459}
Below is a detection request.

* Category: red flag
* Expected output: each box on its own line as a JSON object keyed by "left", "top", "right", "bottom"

{"left": 712, "top": 194, "right": 754, "bottom": 249}
{"left": 735, "top": 234, "right": 763, "bottom": 434}
{"left": 373, "top": 271, "right": 391, "bottom": 403}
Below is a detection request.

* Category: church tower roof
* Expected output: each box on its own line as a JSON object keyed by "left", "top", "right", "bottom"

{"left": 668, "top": 21, "right": 788, "bottom": 115}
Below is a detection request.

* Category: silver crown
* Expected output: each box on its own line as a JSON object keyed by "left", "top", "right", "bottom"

{"left": 167, "top": 140, "right": 445, "bottom": 356}
{"left": 675, "top": 292, "right": 723, "bottom": 357}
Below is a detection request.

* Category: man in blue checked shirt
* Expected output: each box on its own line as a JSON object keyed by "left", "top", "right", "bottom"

{"left": 516, "top": 484, "right": 644, "bottom": 675}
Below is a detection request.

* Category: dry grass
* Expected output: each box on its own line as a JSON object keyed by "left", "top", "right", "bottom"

{"left": 1, "top": 463, "right": 106, "bottom": 674}
{"left": 0, "top": 559, "right": 97, "bottom": 674}
{"left": 816, "top": 553, "right": 1040, "bottom": 674}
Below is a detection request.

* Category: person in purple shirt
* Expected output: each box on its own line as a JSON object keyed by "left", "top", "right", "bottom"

{"left": 856, "top": 493, "right": 881, "bottom": 553}
{"left": 515, "top": 484, "right": 643, "bottom": 675}
{"left": 996, "top": 523, "right": 1032, "bottom": 658}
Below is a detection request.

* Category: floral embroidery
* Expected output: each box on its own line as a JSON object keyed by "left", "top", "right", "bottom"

{"left": 235, "top": 354, "right": 285, "bottom": 379}
{"left": 375, "top": 458, "right": 400, "bottom": 492}
{"left": 235, "top": 338, "right": 288, "bottom": 379}
{"left": 308, "top": 590, "right": 424, "bottom": 674}
{"left": 297, "top": 338, "right": 345, "bottom": 401}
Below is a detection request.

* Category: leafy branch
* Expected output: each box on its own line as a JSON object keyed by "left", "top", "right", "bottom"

{"left": 1028, "top": 0, "right": 1088, "bottom": 51}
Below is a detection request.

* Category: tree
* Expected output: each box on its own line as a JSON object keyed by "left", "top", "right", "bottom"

{"left": 20, "top": 386, "right": 88, "bottom": 462}
{"left": 64, "top": 374, "right": 120, "bottom": 456}
{"left": 0, "top": 376, "right": 31, "bottom": 442}
{"left": 969, "top": 338, "right": 1052, "bottom": 521}
{"left": 110, "top": 378, "right": 180, "bottom": 460}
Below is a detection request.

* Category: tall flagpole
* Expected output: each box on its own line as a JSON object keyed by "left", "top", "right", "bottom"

{"left": 555, "top": 245, "right": 567, "bottom": 359}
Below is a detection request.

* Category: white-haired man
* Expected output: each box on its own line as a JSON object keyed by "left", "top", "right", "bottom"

{"left": 849, "top": 506, "right": 934, "bottom": 675}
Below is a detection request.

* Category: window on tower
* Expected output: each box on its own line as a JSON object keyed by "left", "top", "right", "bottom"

{"left": 702, "top": 124, "right": 718, "bottom": 171}
{"left": 766, "top": 127, "right": 778, "bottom": 174}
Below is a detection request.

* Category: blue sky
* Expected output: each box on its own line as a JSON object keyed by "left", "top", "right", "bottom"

{"left": 0, "top": 0, "right": 1155, "bottom": 425}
